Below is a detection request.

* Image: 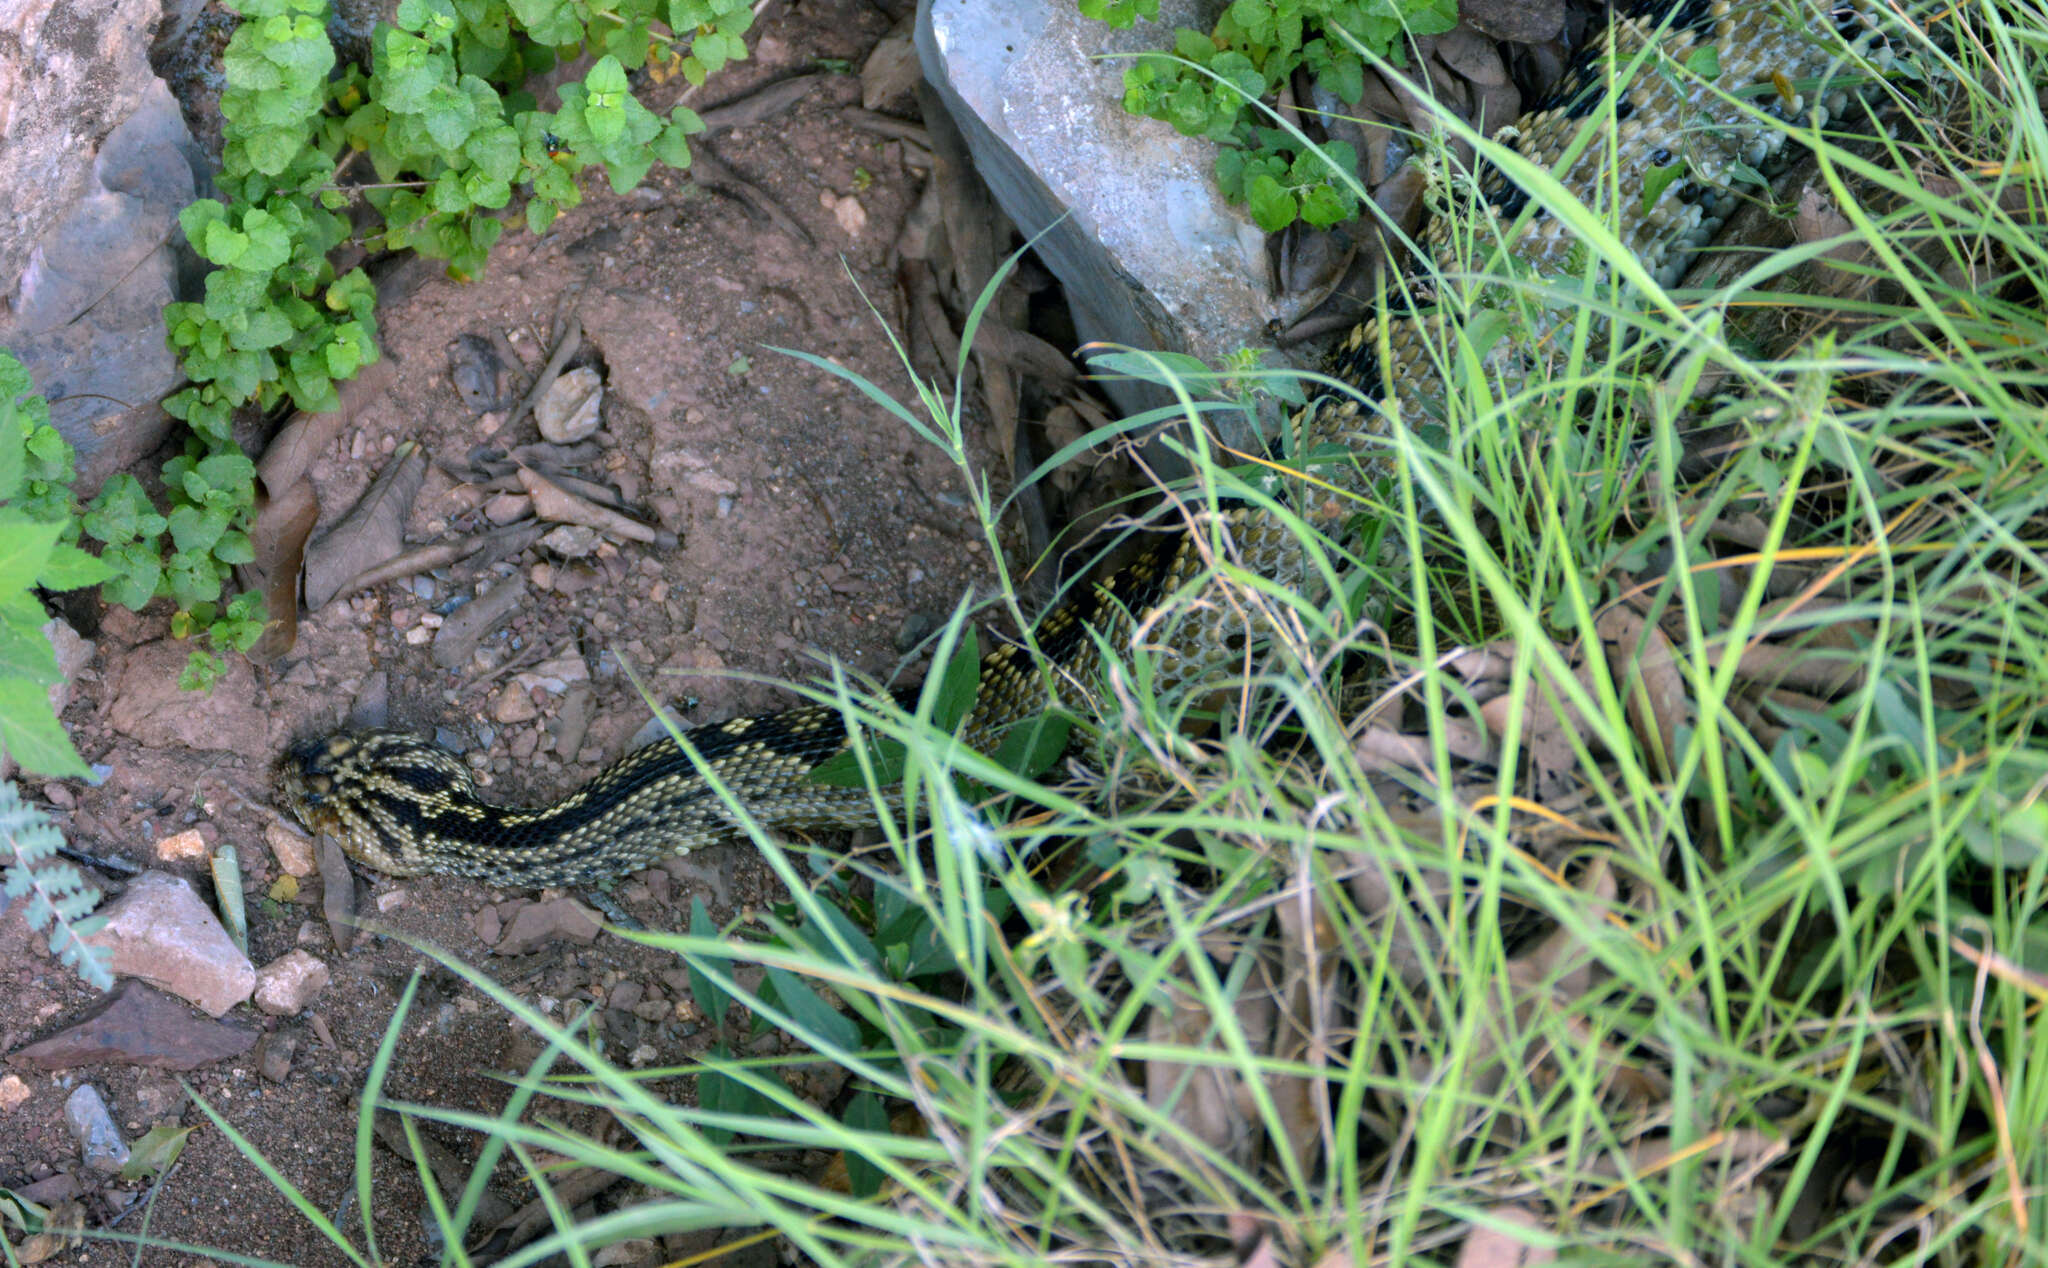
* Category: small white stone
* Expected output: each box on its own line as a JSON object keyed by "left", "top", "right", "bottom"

{"left": 154, "top": 829, "right": 209, "bottom": 862}
{"left": 253, "top": 950, "right": 331, "bottom": 1016}
{"left": 265, "top": 823, "right": 316, "bottom": 877}
{"left": 535, "top": 367, "right": 604, "bottom": 444}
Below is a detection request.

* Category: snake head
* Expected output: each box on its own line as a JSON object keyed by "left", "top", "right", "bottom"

{"left": 275, "top": 730, "right": 461, "bottom": 876}
{"left": 277, "top": 732, "right": 366, "bottom": 834}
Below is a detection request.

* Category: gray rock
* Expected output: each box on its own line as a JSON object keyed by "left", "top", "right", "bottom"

{"left": 11, "top": 979, "right": 258, "bottom": 1070}
{"left": 80, "top": 871, "right": 256, "bottom": 1017}
{"left": 254, "top": 1028, "right": 298, "bottom": 1082}
{"left": 0, "top": 0, "right": 159, "bottom": 285}
{"left": 0, "top": 30, "right": 206, "bottom": 486}
{"left": 534, "top": 365, "right": 604, "bottom": 443}
{"left": 917, "top": 0, "right": 1276, "bottom": 435}
{"left": 62, "top": 1084, "right": 129, "bottom": 1173}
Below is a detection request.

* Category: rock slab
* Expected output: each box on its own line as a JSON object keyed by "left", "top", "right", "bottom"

{"left": 80, "top": 872, "right": 256, "bottom": 1017}
{"left": 11, "top": 980, "right": 258, "bottom": 1070}
{"left": 917, "top": 0, "right": 1273, "bottom": 433}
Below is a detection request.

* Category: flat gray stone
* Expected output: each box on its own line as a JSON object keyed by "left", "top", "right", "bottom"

{"left": 918, "top": 0, "right": 1276, "bottom": 433}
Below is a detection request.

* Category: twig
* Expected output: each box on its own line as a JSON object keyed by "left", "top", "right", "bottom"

{"left": 502, "top": 314, "right": 582, "bottom": 433}
{"left": 688, "top": 146, "right": 815, "bottom": 248}
{"left": 327, "top": 537, "right": 489, "bottom": 603}
{"left": 696, "top": 73, "right": 827, "bottom": 133}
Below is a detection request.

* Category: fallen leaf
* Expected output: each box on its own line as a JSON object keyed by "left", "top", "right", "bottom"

{"left": 1453, "top": 1206, "right": 1558, "bottom": 1267}
{"left": 240, "top": 473, "right": 319, "bottom": 663}
{"left": 301, "top": 443, "right": 427, "bottom": 609}
{"left": 118, "top": 1124, "right": 195, "bottom": 1182}
{"left": 860, "top": 35, "right": 921, "bottom": 109}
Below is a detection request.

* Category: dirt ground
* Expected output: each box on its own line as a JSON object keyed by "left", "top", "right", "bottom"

{"left": 1, "top": 2, "right": 1024, "bottom": 1262}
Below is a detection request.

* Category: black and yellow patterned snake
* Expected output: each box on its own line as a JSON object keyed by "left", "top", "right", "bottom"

{"left": 279, "top": 0, "right": 1905, "bottom": 886}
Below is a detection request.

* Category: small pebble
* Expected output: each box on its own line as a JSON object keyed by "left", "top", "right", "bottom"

{"left": 64, "top": 1085, "right": 129, "bottom": 1173}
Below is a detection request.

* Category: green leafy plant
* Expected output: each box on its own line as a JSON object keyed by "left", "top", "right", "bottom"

{"left": 1088, "top": 0, "right": 1457, "bottom": 231}
{"left": 0, "top": 351, "right": 112, "bottom": 777}
{"left": 106, "top": 0, "right": 726, "bottom": 679}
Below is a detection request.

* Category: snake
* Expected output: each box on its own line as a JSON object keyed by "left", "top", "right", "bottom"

{"left": 277, "top": 0, "right": 1906, "bottom": 887}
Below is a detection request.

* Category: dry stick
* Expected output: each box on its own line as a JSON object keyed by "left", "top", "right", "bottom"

{"left": 501, "top": 314, "right": 582, "bottom": 432}
{"left": 689, "top": 145, "right": 815, "bottom": 247}
{"left": 516, "top": 466, "right": 657, "bottom": 542}
{"left": 457, "top": 636, "right": 576, "bottom": 694}
{"left": 474, "top": 466, "right": 631, "bottom": 511}
{"left": 326, "top": 537, "right": 487, "bottom": 604}
{"left": 843, "top": 107, "right": 931, "bottom": 150}
{"left": 694, "top": 72, "right": 827, "bottom": 133}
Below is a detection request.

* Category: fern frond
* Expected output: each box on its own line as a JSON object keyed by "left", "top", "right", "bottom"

{"left": 0, "top": 780, "right": 113, "bottom": 991}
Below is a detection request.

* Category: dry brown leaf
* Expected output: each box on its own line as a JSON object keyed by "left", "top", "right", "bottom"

{"left": 326, "top": 538, "right": 485, "bottom": 605}
{"left": 1794, "top": 184, "right": 1877, "bottom": 301}
{"left": 319, "top": 832, "right": 362, "bottom": 953}
{"left": 516, "top": 466, "right": 656, "bottom": 543}
{"left": 1596, "top": 607, "right": 1690, "bottom": 779}
{"left": 257, "top": 358, "right": 396, "bottom": 492}
{"left": 859, "top": 35, "right": 921, "bottom": 110}
{"left": 240, "top": 473, "right": 319, "bottom": 664}
{"left": 1453, "top": 1206, "right": 1558, "bottom": 1267}
{"left": 1271, "top": 884, "right": 1337, "bottom": 1179}
{"left": 12, "top": 1199, "right": 85, "bottom": 1265}
{"left": 431, "top": 575, "right": 529, "bottom": 670}
{"left": 1433, "top": 26, "right": 1508, "bottom": 84}
{"left": 1144, "top": 982, "right": 1270, "bottom": 1164}
{"left": 301, "top": 443, "right": 427, "bottom": 609}
{"left": 1240, "top": 1232, "right": 1287, "bottom": 1268}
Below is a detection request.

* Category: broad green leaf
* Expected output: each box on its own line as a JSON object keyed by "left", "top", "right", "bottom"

{"left": 36, "top": 544, "right": 116, "bottom": 593}
{"left": 464, "top": 123, "right": 522, "bottom": 180}
{"left": 842, "top": 1092, "right": 889, "bottom": 1198}
{"left": 118, "top": 1124, "right": 196, "bottom": 1182}
{"left": 807, "top": 734, "right": 906, "bottom": 788}
{"left": 0, "top": 590, "right": 61, "bottom": 685}
{"left": 764, "top": 967, "right": 859, "bottom": 1052}
{"left": 177, "top": 199, "right": 229, "bottom": 247}
{"left": 230, "top": 305, "right": 294, "bottom": 350}
{"left": 200, "top": 222, "right": 252, "bottom": 267}
{"left": 241, "top": 126, "right": 306, "bottom": 176}
{"left": 1641, "top": 160, "right": 1687, "bottom": 215}
{"left": 988, "top": 712, "right": 1073, "bottom": 779}
{"left": 99, "top": 542, "right": 161, "bottom": 609}
{"left": 237, "top": 210, "right": 294, "bottom": 273}
{"left": 1246, "top": 172, "right": 1297, "bottom": 232}
{"left": 685, "top": 898, "right": 731, "bottom": 1025}
{"left": 0, "top": 677, "right": 88, "bottom": 777}
{"left": 167, "top": 503, "right": 230, "bottom": 556}
{"left": 211, "top": 530, "right": 256, "bottom": 567}
{"left": 0, "top": 516, "right": 61, "bottom": 592}
{"left": 932, "top": 627, "right": 981, "bottom": 731}
{"left": 0, "top": 401, "right": 22, "bottom": 503}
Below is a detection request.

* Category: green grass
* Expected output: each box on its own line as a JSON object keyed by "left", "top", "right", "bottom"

{"left": 56, "top": 0, "right": 2048, "bottom": 1265}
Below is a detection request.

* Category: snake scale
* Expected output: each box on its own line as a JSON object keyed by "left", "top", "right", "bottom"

{"left": 278, "top": 0, "right": 1904, "bottom": 887}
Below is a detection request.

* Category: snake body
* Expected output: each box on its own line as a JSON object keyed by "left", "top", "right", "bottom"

{"left": 278, "top": 0, "right": 1901, "bottom": 887}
